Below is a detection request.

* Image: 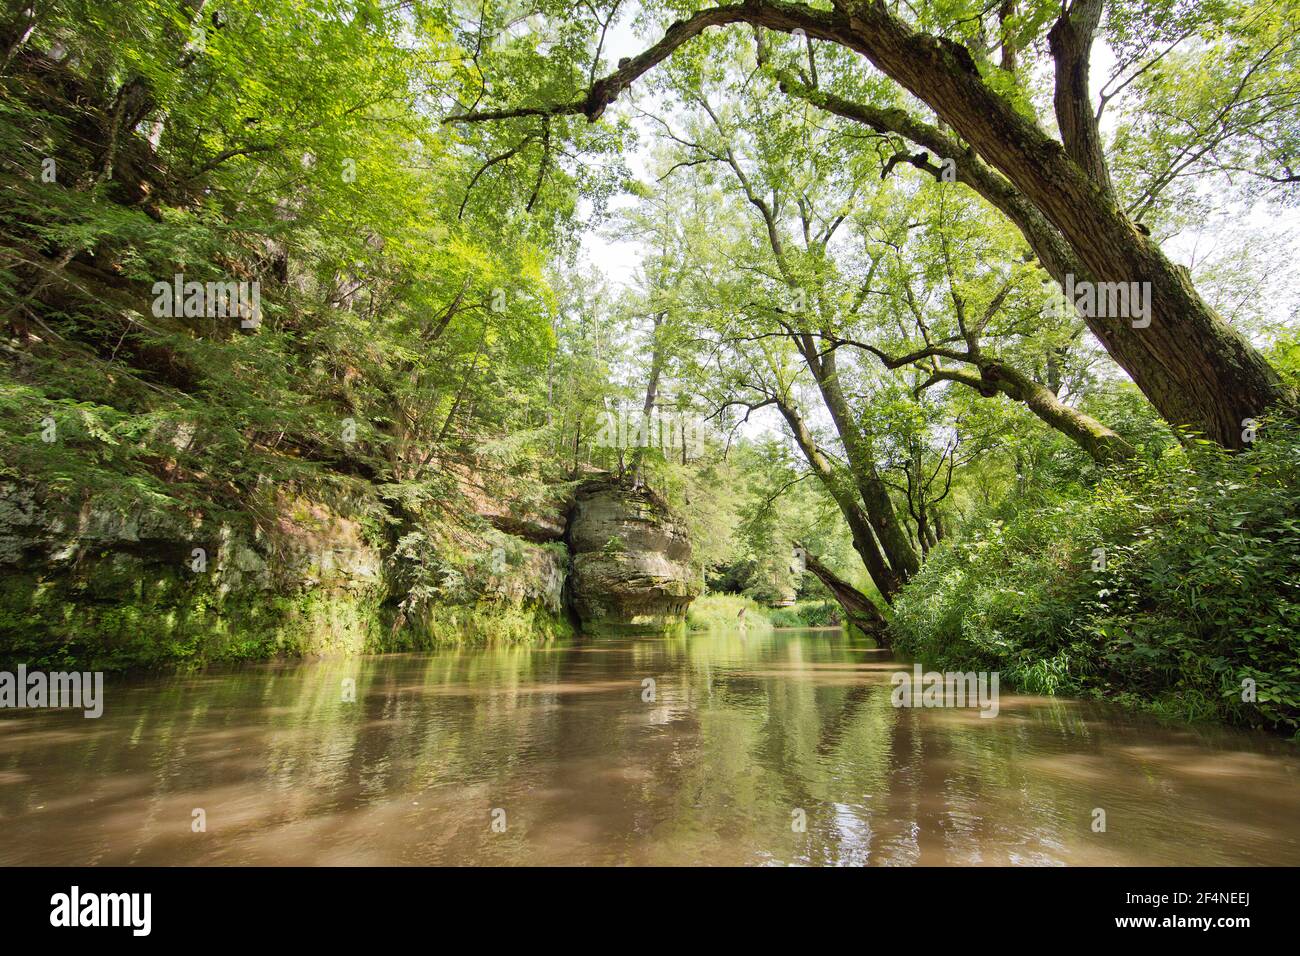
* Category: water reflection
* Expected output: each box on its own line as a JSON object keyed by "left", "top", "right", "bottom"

{"left": 1, "top": 628, "right": 1297, "bottom": 865}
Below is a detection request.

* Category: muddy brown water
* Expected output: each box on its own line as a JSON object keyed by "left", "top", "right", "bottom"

{"left": 1, "top": 627, "right": 1297, "bottom": 865}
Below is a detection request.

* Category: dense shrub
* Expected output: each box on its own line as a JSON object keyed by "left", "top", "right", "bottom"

{"left": 890, "top": 421, "right": 1300, "bottom": 734}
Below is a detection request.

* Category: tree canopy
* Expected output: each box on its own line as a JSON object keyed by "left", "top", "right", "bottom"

{"left": 2, "top": 0, "right": 1298, "bottom": 729}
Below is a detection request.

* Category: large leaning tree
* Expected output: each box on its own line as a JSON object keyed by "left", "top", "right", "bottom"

{"left": 447, "top": 0, "right": 1298, "bottom": 449}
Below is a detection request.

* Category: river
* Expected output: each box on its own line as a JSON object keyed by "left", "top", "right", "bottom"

{"left": 2, "top": 627, "right": 1297, "bottom": 865}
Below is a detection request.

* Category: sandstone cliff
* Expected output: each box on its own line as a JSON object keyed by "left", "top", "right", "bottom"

{"left": 566, "top": 479, "right": 700, "bottom": 632}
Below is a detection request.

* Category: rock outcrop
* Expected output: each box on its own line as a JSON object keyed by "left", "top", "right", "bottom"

{"left": 0, "top": 469, "right": 703, "bottom": 668}
{"left": 0, "top": 482, "right": 387, "bottom": 669}
{"left": 566, "top": 479, "right": 699, "bottom": 631}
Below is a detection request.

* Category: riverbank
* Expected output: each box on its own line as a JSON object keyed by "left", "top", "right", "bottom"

{"left": 889, "top": 427, "right": 1300, "bottom": 737}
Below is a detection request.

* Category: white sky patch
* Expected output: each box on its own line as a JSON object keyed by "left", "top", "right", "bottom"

{"left": 578, "top": 14, "right": 657, "bottom": 291}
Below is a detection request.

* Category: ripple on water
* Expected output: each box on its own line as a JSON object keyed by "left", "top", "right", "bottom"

{"left": 1, "top": 628, "right": 1298, "bottom": 865}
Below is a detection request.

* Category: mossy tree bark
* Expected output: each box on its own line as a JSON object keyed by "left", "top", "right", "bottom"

{"left": 917, "top": 361, "right": 1136, "bottom": 464}
{"left": 803, "top": 0, "right": 1295, "bottom": 449}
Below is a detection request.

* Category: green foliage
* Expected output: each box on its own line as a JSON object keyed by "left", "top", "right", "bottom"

{"left": 0, "top": 0, "right": 600, "bottom": 661}
{"left": 3, "top": 0, "right": 1299, "bottom": 718}
{"left": 890, "top": 422, "right": 1300, "bottom": 734}
{"left": 390, "top": 603, "right": 573, "bottom": 649}
{"left": 0, "top": 0, "right": 577, "bottom": 515}
{"left": 687, "top": 593, "right": 774, "bottom": 632}
{"left": 0, "top": 563, "right": 388, "bottom": 672}
{"left": 769, "top": 600, "right": 842, "bottom": 628}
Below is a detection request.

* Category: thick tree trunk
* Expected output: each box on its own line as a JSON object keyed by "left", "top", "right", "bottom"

{"left": 1047, "top": 0, "right": 1110, "bottom": 191}
{"left": 821, "top": 1, "right": 1295, "bottom": 448}
{"left": 783, "top": 59, "right": 1285, "bottom": 448}
{"left": 800, "top": 548, "right": 889, "bottom": 642}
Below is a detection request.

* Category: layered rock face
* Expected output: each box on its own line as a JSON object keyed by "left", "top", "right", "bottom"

{"left": 0, "top": 483, "right": 386, "bottom": 669}
{"left": 0, "top": 479, "right": 580, "bottom": 669}
{"left": 567, "top": 480, "right": 699, "bottom": 631}
{"left": 0, "top": 471, "right": 698, "bottom": 667}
